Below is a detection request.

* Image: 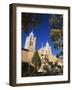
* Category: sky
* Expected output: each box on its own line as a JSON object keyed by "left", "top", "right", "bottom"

{"left": 21, "top": 13, "right": 63, "bottom": 56}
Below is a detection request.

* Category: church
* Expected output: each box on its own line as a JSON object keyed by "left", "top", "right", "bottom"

{"left": 21, "top": 31, "right": 58, "bottom": 65}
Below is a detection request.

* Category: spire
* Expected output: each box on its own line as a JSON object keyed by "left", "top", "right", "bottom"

{"left": 46, "top": 42, "right": 49, "bottom": 47}
{"left": 29, "top": 30, "right": 34, "bottom": 37}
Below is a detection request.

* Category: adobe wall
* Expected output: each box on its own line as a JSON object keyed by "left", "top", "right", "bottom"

{"left": 21, "top": 49, "right": 34, "bottom": 63}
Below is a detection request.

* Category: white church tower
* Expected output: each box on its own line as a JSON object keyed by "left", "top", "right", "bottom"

{"left": 24, "top": 31, "right": 36, "bottom": 50}
{"left": 45, "top": 42, "right": 52, "bottom": 55}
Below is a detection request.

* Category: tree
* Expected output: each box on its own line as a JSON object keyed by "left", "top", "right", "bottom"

{"left": 49, "top": 15, "right": 63, "bottom": 55}
{"left": 32, "top": 51, "right": 41, "bottom": 72}
{"left": 50, "top": 29, "right": 63, "bottom": 48}
{"left": 49, "top": 15, "right": 63, "bottom": 29}
{"left": 22, "top": 13, "right": 41, "bottom": 33}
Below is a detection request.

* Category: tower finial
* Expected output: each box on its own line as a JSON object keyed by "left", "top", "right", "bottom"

{"left": 46, "top": 42, "right": 49, "bottom": 47}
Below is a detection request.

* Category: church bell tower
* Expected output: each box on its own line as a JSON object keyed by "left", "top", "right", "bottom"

{"left": 24, "top": 31, "right": 36, "bottom": 50}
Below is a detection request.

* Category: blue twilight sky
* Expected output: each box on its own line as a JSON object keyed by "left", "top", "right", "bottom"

{"left": 21, "top": 13, "right": 63, "bottom": 56}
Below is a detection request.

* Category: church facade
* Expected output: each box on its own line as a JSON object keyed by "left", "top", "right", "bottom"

{"left": 21, "top": 31, "right": 59, "bottom": 65}
{"left": 24, "top": 31, "right": 36, "bottom": 50}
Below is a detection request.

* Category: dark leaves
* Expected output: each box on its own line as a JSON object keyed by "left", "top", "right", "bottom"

{"left": 32, "top": 51, "right": 41, "bottom": 71}
{"left": 50, "top": 28, "right": 63, "bottom": 50}
{"left": 22, "top": 13, "right": 41, "bottom": 33}
{"left": 49, "top": 14, "right": 63, "bottom": 29}
{"left": 49, "top": 14, "right": 63, "bottom": 51}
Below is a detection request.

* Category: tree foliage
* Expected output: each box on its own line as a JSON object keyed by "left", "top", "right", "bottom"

{"left": 49, "top": 15, "right": 63, "bottom": 55}
{"left": 50, "top": 29, "right": 63, "bottom": 49}
{"left": 32, "top": 51, "right": 41, "bottom": 71}
{"left": 22, "top": 13, "right": 41, "bottom": 33}
{"left": 49, "top": 15, "right": 63, "bottom": 29}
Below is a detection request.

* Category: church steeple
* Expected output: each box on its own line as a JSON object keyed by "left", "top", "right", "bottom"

{"left": 29, "top": 30, "right": 34, "bottom": 38}
{"left": 24, "top": 30, "right": 36, "bottom": 50}
{"left": 46, "top": 42, "right": 49, "bottom": 47}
